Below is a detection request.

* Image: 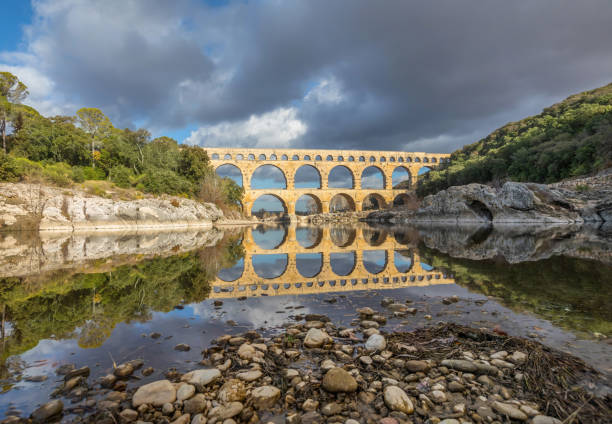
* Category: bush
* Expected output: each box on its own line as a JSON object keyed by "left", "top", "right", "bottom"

{"left": 0, "top": 153, "right": 22, "bottom": 182}
{"left": 71, "top": 166, "right": 85, "bottom": 183}
{"left": 139, "top": 169, "right": 194, "bottom": 195}
{"left": 41, "top": 162, "right": 74, "bottom": 187}
{"left": 109, "top": 165, "right": 134, "bottom": 188}
{"left": 82, "top": 166, "right": 106, "bottom": 181}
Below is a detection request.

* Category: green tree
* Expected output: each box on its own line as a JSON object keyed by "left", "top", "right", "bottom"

{"left": 179, "top": 146, "right": 211, "bottom": 183}
{"left": 76, "top": 107, "right": 112, "bottom": 168}
{"left": 0, "top": 72, "right": 29, "bottom": 153}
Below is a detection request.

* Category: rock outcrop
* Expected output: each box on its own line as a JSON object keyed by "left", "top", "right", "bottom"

{"left": 368, "top": 181, "right": 612, "bottom": 224}
{"left": 0, "top": 183, "right": 223, "bottom": 231}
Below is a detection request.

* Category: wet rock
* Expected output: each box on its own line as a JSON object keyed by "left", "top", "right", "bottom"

{"left": 510, "top": 351, "right": 528, "bottom": 364}
{"left": 303, "top": 399, "right": 319, "bottom": 411}
{"left": 532, "top": 416, "right": 562, "bottom": 424}
{"left": 448, "top": 381, "right": 465, "bottom": 392}
{"left": 175, "top": 344, "right": 191, "bottom": 352}
{"left": 237, "top": 343, "right": 260, "bottom": 360}
{"left": 172, "top": 414, "right": 191, "bottom": 424}
{"left": 383, "top": 386, "right": 414, "bottom": 414}
{"left": 214, "top": 300, "right": 223, "bottom": 307}
{"left": 439, "top": 419, "right": 459, "bottom": 424}
{"left": 162, "top": 402, "right": 175, "bottom": 415}
{"left": 177, "top": 384, "right": 196, "bottom": 401}
{"left": 150, "top": 332, "right": 161, "bottom": 339}
{"left": 65, "top": 366, "right": 90, "bottom": 380}
{"left": 114, "top": 363, "right": 135, "bottom": 378}
{"left": 209, "top": 402, "right": 243, "bottom": 420}
{"left": 360, "top": 356, "right": 373, "bottom": 366}
{"left": 184, "top": 393, "right": 207, "bottom": 414}
{"left": 520, "top": 405, "right": 540, "bottom": 416}
{"left": 430, "top": 390, "right": 446, "bottom": 403}
{"left": 357, "top": 307, "right": 375, "bottom": 317}
{"left": 380, "top": 418, "right": 399, "bottom": 424}
{"left": 119, "top": 409, "right": 139, "bottom": 422}
{"left": 490, "top": 350, "right": 508, "bottom": 359}
{"left": 252, "top": 385, "right": 281, "bottom": 409}
{"left": 321, "top": 403, "right": 343, "bottom": 416}
{"left": 236, "top": 369, "right": 262, "bottom": 382}
{"left": 132, "top": 380, "right": 177, "bottom": 407}
{"left": 301, "top": 411, "right": 323, "bottom": 424}
{"left": 492, "top": 401, "right": 528, "bottom": 421}
{"left": 218, "top": 379, "right": 247, "bottom": 403}
{"left": 405, "top": 360, "right": 430, "bottom": 373}
{"left": 142, "top": 367, "right": 154, "bottom": 376}
{"left": 191, "top": 413, "right": 207, "bottom": 424}
{"left": 31, "top": 400, "right": 63, "bottom": 423}
{"left": 322, "top": 367, "right": 358, "bottom": 393}
{"left": 365, "top": 334, "right": 386, "bottom": 352}
{"left": 181, "top": 369, "right": 221, "bottom": 387}
{"left": 491, "top": 358, "right": 515, "bottom": 368}
{"left": 25, "top": 375, "right": 47, "bottom": 382}
{"left": 441, "top": 359, "right": 477, "bottom": 373}
{"left": 55, "top": 364, "right": 75, "bottom": 375}
{"left": 304, "top": 328, "right": 331, "bottom": 348}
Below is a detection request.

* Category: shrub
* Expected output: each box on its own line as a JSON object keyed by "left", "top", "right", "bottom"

{"left": 71, "top": 166, "right": 85, "bottom": 183}
{"left": 140, "top": 169, "right": 194, "bottom": 195}
{"left": 109, "top": 165, "right": 134, "bottom": 188}
{"left": 0, "top": 153, "right": 22, "bottom": 182}
{"left": 82, "top": 166, "right": 106, "bottom": 180}
{"left": 41, "top": 162, "right": 74, "bottom": 187}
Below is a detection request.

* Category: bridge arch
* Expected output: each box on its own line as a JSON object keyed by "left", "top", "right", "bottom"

{"left": 418, "top": 165, "right": 432, "bottom": 176}
{"left": 392, "top": 166, "right": 411, "bottom": 188}
{"left": 251, "top": 194, "right": 288, "bottom": 218}
{"left": 330, "top": 193, "right": 356, "bottom": 212}
{"left": 330, "top": 251, "right": 357, "bottom": 276}
{"left": 295, "top": 193, "right": 323, "bottom": 216}
{"left": 393, "top": 193, "right": 411, "bottom": 207}
{"left": 217, "top": 257, "right": 244, "bottom": 282}
{"left": 294, "top": 165, "right": 322, "bottom": 189}
{"left": 394, "top": 250, "right": 414, "bottom": 272}
{"left": 252, "top": 254, "right": 288, "bottom": 279}
{"left": 362, "top": 228, "right": 387, "bottom": 246}
{"left": 296, "top": 253, "right": 323, "bottom": 278}
{"left": 215, "top": 163, "right": 243, "bottom": 187}
{"left": 251, "top": 164, "right": 287, "bottom": 189}
{"left": 330, "top": 227, "right": 357, "bottom": 247}
{"left": 362, "top": 193, "right": 387, "bottom": 211}
{"left": 363, "top": 250, "right": 388, "bottom": 274}
{"left": 361, "top": 166, "right": 385, "bottom": 189}
{"left": 296, "top": 227, "right": 323, "bottom": 249}
{"left": 328, "top": 165, "right": 354, "bottom": 189}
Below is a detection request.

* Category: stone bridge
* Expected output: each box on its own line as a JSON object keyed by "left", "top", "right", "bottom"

{"left": 210, "top": 225, "right": 455, "bottom": 298}
{"left": 206, "top": 148, "right": 450, "bottom": 215}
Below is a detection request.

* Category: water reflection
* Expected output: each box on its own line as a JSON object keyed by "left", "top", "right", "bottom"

{"left": 0, "top": 223, "right": 611, "bottom": 414}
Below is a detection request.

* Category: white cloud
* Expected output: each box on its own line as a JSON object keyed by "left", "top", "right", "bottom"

{"left": 304, "top": 77, "right": 344, "bottom": 105}
{"left": 185, "top": 107, "right": 307, "bottom": 148}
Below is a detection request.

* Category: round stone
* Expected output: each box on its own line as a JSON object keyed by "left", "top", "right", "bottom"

{"left": 321, "top": 367, "right": 358, "bottom": 393}
{"left": 383, "top": 386, "right": 414, "bottom": 414}
{"left": 132, "top": 380, "right": 176, "bottom": 407}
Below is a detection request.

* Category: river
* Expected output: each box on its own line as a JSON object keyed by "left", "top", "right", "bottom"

{"left": 0, "top": 223, "right": 610, "bottom": 418}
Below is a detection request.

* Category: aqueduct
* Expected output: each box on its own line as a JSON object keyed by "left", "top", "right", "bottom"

{"left": 206, "top": 148, "right": 450, "bottom": 215}
{"left": 210, "top": 226, "right": 455, "bottom": 298}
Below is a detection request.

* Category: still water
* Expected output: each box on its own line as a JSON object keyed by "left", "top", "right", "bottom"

{"left": 0, "top": 223, "right": 610, "bottom": 416}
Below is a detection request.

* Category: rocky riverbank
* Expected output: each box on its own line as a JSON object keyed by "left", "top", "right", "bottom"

{"left": 367, "top": 180, "right": 612, "bottom": 225}
{"left": 14, "top": 303, "right": 610, "bottom": 424}
{"left": 0, "top": 183, "right": 224, "bottom": 232}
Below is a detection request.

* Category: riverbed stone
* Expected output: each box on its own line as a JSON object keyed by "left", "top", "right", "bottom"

{"left": 132, "top": 380, "right": 176, "bottom": 407}
{"left": 184, "top": 394, "right": 207, "bottom": 414}
{"left": 252, "top": 385, "right": 281, "bottom": 409}
{"left": 31, "top": 400, "right": 63, "bottom": 423}
{"left": 441, "top": 359, "right": 478, "bottom": 373}
{"left": 365, "top": 334, "right": 386, "bottom": 352}
{"left": 322, "top": 367, "right": 358, "bottom": 393}
{"left": 304, "top": 328, "right": 331, "bottom": 348}
{"left": 209, "top": 402, "right": 243, "bottom": 420}
{"left": 532, "top": 416, "right": 562, "bottom": 424}
{"left": 236, "top": 369, "right": 262, "bottom": 382}
{"left": 405, "top": 360, "right": 430, "bottom": 373}
{"left": 492, "top": 401, "right": 528, "bottom": 421}
{"left": 181, "top": 369, "right": 221, "bottom": 387}
{"left": 218, "top": 379, "right": 247, "bottom": 403}
{"left": 177, "top": 384, "right": 196, "bottom": 401}
{"left": 383, "top": 386, "right": 414, "bottom": 414}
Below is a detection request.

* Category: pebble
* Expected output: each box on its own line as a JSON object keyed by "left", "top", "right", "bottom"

{"left": 175, "top": 343, "right": 191, "bottom": 351}
{"left": 177, "top": 384, "right": 196, "bottom": 401}
{"left": 181, "top": 368, "right": 221, "bottom": 386}
{"left": 304, "top": 328, "right": 332, "bottom": 348}
{"left": 365, "top": 334, "right": 386, "bottom": 352}
{"left": 183, "top": 393, "right": 206, "bottom": 414}
{"left": 405, "top": 360, "right": 430, "bottom": 372}
{"left": 383, "top": 385, "right": 414, "bottom": 414}
{"left": 492, "top": 401, "right": 528, "bottom": 421}
{"left": 217, "top": 379, "right": 247, "bottom": 403}
{"left": 532, "top": 416, "right": 562, "bottom": 424}
{"left": 251, "top": 385, "right": 281, "bottom": 409}
{"left": 236, "top": 369, "right": 262, "bottom": 382}
{"left": 30, "top": 400, "right": 63, "bottom": 423}
{"left": 321, "top": 367, "right": 358, "bottom": 393}
{"left": 132, "top": 380, "right": 177, "bottom": 407}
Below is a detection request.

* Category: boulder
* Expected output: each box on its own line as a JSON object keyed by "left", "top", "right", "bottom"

{"left": 132, "top": 380, "right": 176, "bottom": 407}
{"left": 321, "top": 367, "right": 358, "bottom": 393}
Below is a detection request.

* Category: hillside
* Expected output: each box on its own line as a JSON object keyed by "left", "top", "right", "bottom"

{"left": 417, "top": 83, "right": 612, "bottom": 197}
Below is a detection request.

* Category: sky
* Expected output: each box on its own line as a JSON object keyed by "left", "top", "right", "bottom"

{"left": 1, "top": 0, "right": 611, "bottom": 154}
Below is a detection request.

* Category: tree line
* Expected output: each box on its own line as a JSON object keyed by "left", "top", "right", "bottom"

{"left": 0, "top": 72, "right": 242, "bottom": 210}
{"left": 417, "top": 83, "right": 612, "bottom": 197}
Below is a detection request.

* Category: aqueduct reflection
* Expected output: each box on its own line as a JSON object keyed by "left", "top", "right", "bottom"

{"left": 212, "top": 225, "right": 455, "bottom": 298}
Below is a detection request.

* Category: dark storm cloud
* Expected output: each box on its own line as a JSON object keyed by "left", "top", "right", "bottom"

{"left": 6, "top": 0, "right": 612, "bottom": 151}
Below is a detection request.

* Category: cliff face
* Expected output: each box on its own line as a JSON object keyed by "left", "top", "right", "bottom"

{"left": 0, "top": 183, "right": 224, "bottom": 231}
{"left": 368, "top": 181, "right": 612, "bottom": 225}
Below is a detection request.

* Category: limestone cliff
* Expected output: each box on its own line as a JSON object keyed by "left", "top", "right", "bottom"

{"left": 367, "top": 181, "right": 612, "bottom": 225}
{"left": 0, "top": 183, "right": 224, "bottom": 231}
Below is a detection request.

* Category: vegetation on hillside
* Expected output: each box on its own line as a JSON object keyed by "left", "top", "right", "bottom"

{"left": 417, "top": 83, "right": 612, "bottom": 196}
{"left": 0, "top": 72, "right": 242, "bottom": 211}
